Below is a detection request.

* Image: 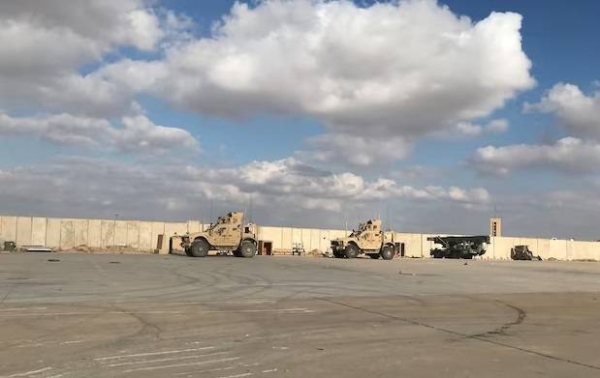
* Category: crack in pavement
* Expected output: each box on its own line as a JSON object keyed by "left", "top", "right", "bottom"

{"left": 472, "top": 300, "right": 527, "bottom": 337}
{"left": 317, "top": 297, "right": 600, "bottom": 372}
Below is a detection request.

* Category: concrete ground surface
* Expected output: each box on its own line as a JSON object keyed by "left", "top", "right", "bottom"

{"left": 1, "top": 254, "right": 600, "bottom": 378}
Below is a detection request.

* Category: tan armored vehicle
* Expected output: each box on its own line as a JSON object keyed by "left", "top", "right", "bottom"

{"left": 330, "top": 219, "right": 396, "bottom": 260}
{"left": 179, "top": 212, "right": 258, "bottom": 258}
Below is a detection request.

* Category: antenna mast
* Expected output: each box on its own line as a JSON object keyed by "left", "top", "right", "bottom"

{"left": 249, "top": 193, "right": 253, "bottom": 223}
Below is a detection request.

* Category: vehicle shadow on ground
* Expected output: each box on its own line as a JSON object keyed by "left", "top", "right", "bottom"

{"left": 168, "top": 251, "right": 240, "bottom": 258}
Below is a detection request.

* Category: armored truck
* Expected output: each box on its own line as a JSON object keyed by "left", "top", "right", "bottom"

{"left": 428, "top": 235, "right": 489, "bottom": 259}
{"left": 179, "top": 212, "right": 258, "bottom": 258}
{"left": 330, "top": 219, "right": 396, "bottom": 260}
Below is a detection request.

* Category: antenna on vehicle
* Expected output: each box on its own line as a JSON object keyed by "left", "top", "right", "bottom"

{"left": 249, "top": 193, "right": 254, "bottom": 223}
{"left": 344, "top": 210, "right": 348, "bottom": 235}
{"left": 385, "top": 207, "right": 390, "bottom": 231}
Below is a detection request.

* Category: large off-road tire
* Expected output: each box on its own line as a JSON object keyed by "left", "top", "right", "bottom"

{"left": 184, "top": 248, "right": 194, "bottom": 257}
{"left": 333, "top": 249, "right": 345, "bottom": 258}
{"left": 344, "top": 244, "right": 359, "bottom": 259}
{"left": 190, "top": 239, "right": 209, "bottom": 257}
{"left": 238, "top": 240, "right": 257, "bottom": 258}
{"left": 368, "top": 253, "right": 380, "bottom": 259}
{"left": 380, "top": 245, "right": 395, "bottom": 260}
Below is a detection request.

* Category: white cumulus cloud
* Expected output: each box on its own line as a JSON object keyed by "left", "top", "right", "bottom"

{"left": 445, "top": 118, "right": 509, "bottom": 138}
{"left": 471, "top": 82, "right": 600, "bottom": 175}
{"left": 0, "top": 0, "right": 534, "bottom": 165}
{"left": 94, "top": 0, "right": 533, "bottom": 165}
{"left": 302, "top": 134, "right": 412, "bottom": 167}
{"left": 0, "top": 113, "right": 198, "bottom": 154}
{"left": 471, "top": 137, "right": 600, "bottom": 175}
{"left": 0, "top": 0, "right": 190, "bottom": 117}
{"left": 525, "top": 83, "right": 600, "bottom": 139}
{"left": 0, "top": 157, "right": 491, "bottom": 223}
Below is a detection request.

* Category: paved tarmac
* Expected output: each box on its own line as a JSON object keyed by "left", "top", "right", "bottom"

{"left": 1, "top": 253, "right": 600, "bottom": 377}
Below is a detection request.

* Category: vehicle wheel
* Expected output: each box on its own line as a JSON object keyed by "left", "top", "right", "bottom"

{"left": 369, "top": 254, "right": 380, "bottom": 259}
{"left": 344, "top": 244, "right": 359, "bottom": 259}
{"left": 238, "top": 240, "right": 256, "bottom": 258}
{"left": 526, "top": 252, "right": 534, "bottom": 260}
{"left": 184, "top": 248, "right": 193, "bottom": 257}
{"left": 333, "top": 250, "right": 345, "bottom": 258}
{"left": 190, "top": 239, "right": 209, "bottom": 257}
{"left": 380, "top": 245, "right": 394, "bottom": 260}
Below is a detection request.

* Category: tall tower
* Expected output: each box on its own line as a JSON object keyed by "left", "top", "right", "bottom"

{"left": 490, "top": 218, "right": 502, "bottom": 237}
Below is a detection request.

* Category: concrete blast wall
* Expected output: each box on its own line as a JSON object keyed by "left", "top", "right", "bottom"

{"left": 0, "top": 216, "right": 168, "bottom": 254}
{"left": 1, "top": 215, "right": 600, "bottom": 260}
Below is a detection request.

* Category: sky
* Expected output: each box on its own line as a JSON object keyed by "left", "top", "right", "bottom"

{"left": 0, "top": 0, "right": 599, "bottom": 239}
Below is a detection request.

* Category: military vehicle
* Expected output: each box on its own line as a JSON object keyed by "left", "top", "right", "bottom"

{"left": 428, "top": 235, "right": 489, "bottom": 259}
{"left": 330, "top": 219, "right": 397, "bottom": 260}
{"left": 178, "top": 212, "right": 258, "bottom": 258}
{"left": 511, "top": 245, "right": 542, "bottom": 261}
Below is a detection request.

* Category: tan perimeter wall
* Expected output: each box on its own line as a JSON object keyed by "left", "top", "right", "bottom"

{"left": 1, "top": 215, "right": 599, "bottom": 260}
